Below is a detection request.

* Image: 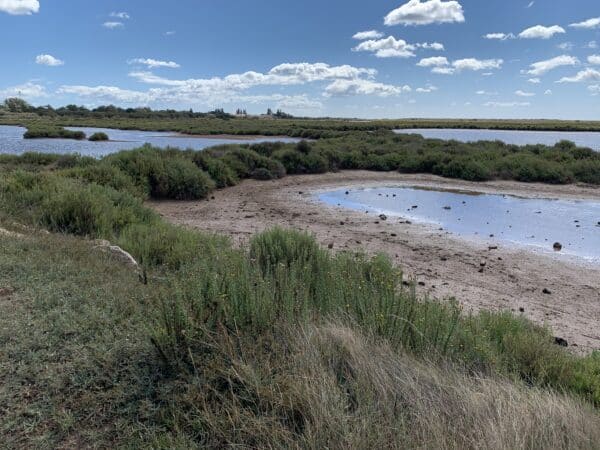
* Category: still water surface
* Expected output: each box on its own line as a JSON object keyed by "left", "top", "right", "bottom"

{"left": 394, "top": 128, "right": 600, "bottom": 150}
{"left": 318, "top": 186, "right": 600, "bottom": 263}
{"left": 0, "top": 125, "right": 300, "bottom": 157}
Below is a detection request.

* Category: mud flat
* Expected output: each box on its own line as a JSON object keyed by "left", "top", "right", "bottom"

{"left": 150, "top": 171, "right": 600, "bottom": 353}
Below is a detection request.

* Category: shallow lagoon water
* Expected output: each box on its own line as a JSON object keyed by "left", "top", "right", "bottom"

{"left": 318, "top": 186, "right": 600, "bottom": 263}
{"left": 0, "top": 125, "right": 300, "bottom": 158}
{"left": 394, "top": 128, "right": 600, "bottom": 151}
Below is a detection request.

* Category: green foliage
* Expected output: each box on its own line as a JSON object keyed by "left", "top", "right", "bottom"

{"left": 0, "top": 171, "right": 155, "bottom": 237}
{"left": 117, "top": 222, "right": 229, "bottom": 269}
{"left": 153, "top": 227, "right": 600, "bottom": 408}
{"left": 191, "top": 152, "right": 239, "bottom": 188}
{"left": 249, "top": 227, "right": 325, "bottom": 275}
{"left": 60, "top": 163, "right": 143, "bottom": 197}
{"left": 3, "top": 97, "right": 33, "bottom": 113}
{"left": 218, "top": 147, "right": 286, "bottom": 180}
{"left": 105, "top": 146, "right": 215, "bottom": 199}
{"left": 23, "top": 124, "right": 86, "bottom": 140}
{"left": 88, "top": 131, "right": 109, "bottom": 141}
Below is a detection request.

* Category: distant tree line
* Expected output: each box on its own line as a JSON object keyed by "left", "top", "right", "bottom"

{"left": 0, "top": 97, "right": 295, "bottom": 121}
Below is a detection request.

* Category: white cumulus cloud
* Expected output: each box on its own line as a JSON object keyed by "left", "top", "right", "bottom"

{"left": 0, "top": 81, "right": 46, "bottom": 98}
{"left": 35, "top": 54, "right": 64, "bottom": 66}
{"left": 352, "top": 30, "right": 384, "bottom": 40}
{"left": 415, "top": 84, "right": 437, "bottom": 93}
{"left": 384, "top": 0, "right": 465, "bottom": 26}
{"left": 54, "top": 61, "right": 409, "bottom": 107}
{"left": 353, "top": 36, "right": 416, "bottom": 58}
{"left": 515, "top": 90, "right": 535, "bottom": 97}
{"left": 518, "top": 25, "right": 565, "bottom": 39}
{"left": 452, "top": 58, "right": 503, "bottom": 72}
{"left": 419, "top": 57, "right": 502, "bottom": 74}
{"left": 417, "top": 42, "right": 445, "bottom": 50}
{"left": 483, "top": 33, "right": 515, "bottom": 40}
{"left": 588, "top": 55, "right": 600, "bottom": 65}
{"left": 324, "top": 79, "right": 410, "bottom": 97}
{"left": 484, "top": 101, "right": 530, "bottom": 107}
{"left": 0, "top": 0, "right": 39, "bottom": 15}
{"left": 431, "top": 67, "right": 455, "bottom": 74}
{"left": 57, "top": 85, "right": 151, "bottom": 104}
{"left": 417, "top": 56, "right": 449, "bottom": 67}
{"left": 110, "top": 11, "right": 130, "bottom": 19}
{"left": 527, "top": 78, "right": 541, "bottom": 84}
{"left": 524, "top": 55, "right": 579, "bottom": 76}
{"left": 129, "top": 58, "right": 181, "bottom": 69}
{"left": 588, "top": 85, "right": 600, "bottom": 95}
{"left": 569, "top": 17, "right": 600, "bottom": 30}
{"left": 103, "top": 21, "right": 124, "bottom": 29}
{"left": 557, "top": 69, "right": 600, "bottom": 83}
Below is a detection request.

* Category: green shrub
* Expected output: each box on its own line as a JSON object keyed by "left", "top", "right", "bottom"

{"left": 249, "top": 227, "right": 325, "bottom": 275}
{"left": 221, "top": 148, "right": 286, "bottom": 179}
{"left": 192, "top": 153, "right": 239, "bottom": 188}
{"left": 23, "top": 125, "right": 86, "bottom": 140}
{"left": 106, "top": 146, "right": 215, "bottom": 200}
{"left": 118, "top": 222, "right": 229, "bottom": 269}
{"left": 152, "top": 158, "right": 215, "bottom": 200}
{"left": 89, "top": 132, "right": 109, "bottom": 141}
{"left": 60, "top": 164, "right": 143, "bottom": 198}
{"left": 0, "top": 172, "right": 155, "bottom": 238}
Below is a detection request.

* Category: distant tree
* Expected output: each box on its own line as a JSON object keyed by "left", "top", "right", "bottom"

{"left": 3, "top": 97, "right": 33, "bottom": 113}
{"left": 266, "top": 108, "right": 273, "bottom": 116}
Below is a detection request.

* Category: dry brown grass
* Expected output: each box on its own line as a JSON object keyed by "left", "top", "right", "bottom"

{"left": 184, "top": 322, "right": 600, "bottom": 449}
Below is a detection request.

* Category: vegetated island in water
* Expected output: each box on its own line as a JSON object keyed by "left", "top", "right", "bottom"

{"left": 1, "top": 97, "right": 600, "bottom": 448}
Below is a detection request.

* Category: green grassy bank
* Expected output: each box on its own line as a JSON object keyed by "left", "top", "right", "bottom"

{"left": 0, "top": 142, "right": 599, "bottom": 447}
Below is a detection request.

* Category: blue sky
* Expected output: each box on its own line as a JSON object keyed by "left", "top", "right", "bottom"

{"left": 0, "top": 0, "right": 599, "bottom": 119}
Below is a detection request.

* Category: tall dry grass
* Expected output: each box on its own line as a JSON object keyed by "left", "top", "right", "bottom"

{"left": 182, "top": 321, "right": 600, "bottom": 449}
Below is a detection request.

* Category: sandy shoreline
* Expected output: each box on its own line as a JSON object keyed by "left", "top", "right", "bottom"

{"left": 150, "top": 171, "right": 600, "bottom": 353}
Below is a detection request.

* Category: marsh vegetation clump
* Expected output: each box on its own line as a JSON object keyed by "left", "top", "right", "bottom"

{"left": 23, "top": 124, "right": 86, "bottom": 140}
{"left": 88, "top": 131, "right": 109, "bottom": 141}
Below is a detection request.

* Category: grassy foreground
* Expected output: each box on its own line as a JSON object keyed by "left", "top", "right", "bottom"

{"left": 1, "top": 145, "right": 600, "bottom": 447}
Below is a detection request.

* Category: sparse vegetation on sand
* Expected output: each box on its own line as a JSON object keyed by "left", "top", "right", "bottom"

{"left": 0, "top": 151, "right": 599, "bottom": 447}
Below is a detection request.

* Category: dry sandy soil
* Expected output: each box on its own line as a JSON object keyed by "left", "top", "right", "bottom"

{"left": 150, "top": 171, "right": 600, "bottom": 353}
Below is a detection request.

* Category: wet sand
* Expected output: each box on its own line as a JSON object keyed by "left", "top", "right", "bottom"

{"left": 149, "top": 171, "right": 600, "bottom": 353}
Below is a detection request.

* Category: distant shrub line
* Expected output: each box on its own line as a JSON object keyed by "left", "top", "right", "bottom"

{"left": 5, "top": 130, "right": 599, "bottom": 205}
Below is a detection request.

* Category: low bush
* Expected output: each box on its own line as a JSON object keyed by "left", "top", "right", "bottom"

{"left": 191, "top": 152, "right": 238, "bottom": 188}
{"left": 24, "top": 125, "right": 86, "bottom": 140}
{"left": 88, "top": 131, "right": 109, "bottom": 141}
{"left": 0, "top": 171, "right": 155, "bottom": 237}
{"left": 105, "top": 146, "right": 215, "bottom": 200}
{"left": 60, "top": 163, "right": 143, "bottom": 198}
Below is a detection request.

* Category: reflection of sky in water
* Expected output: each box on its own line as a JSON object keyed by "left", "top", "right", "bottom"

{"left": 0, "top": 125, "right": 299, "bottom": 158}
{"left": 394, "top": 128, "right": 600, "bottom": 151}
{"left": 318, "top": 187, "right": 600, "bottom": 263}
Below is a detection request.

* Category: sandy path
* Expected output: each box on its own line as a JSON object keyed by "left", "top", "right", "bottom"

{"left": 149, "top": 171, "right": 600, "bottom": 353}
